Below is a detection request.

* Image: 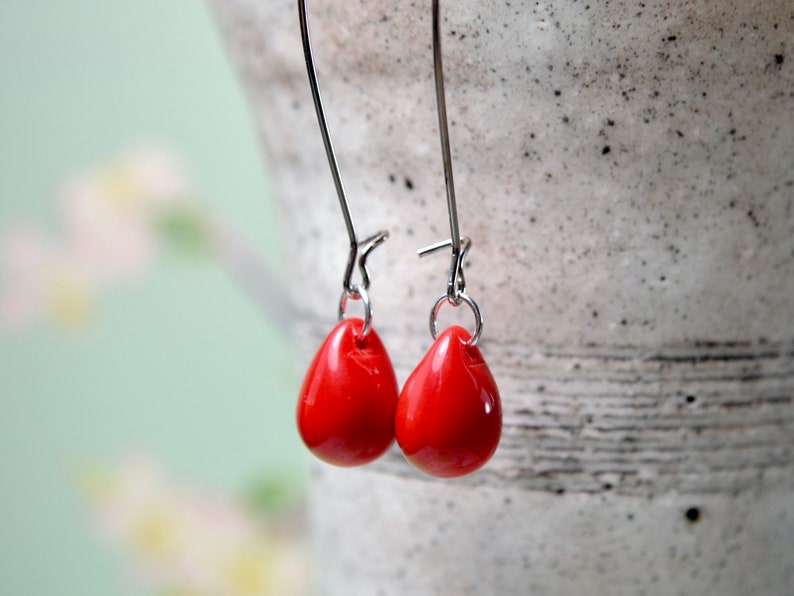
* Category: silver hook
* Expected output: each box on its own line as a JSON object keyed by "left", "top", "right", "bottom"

{"left": 298, "top": 0, "right": 387, "bottom": 306}
{"left": 417, "top": 235, "right": 471, "bottom": 300}
{"left": 434, "top": 0, "right": 464, "bottom": 304}
{"left": 417, "top": 0, "right": 483, "bottom": 346}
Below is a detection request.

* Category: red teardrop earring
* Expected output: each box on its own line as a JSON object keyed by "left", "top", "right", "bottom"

{"left": 295, "top": 0, "right": 398, "bottom": 467}
{"left": 298, "top": 287, "right": 398, "bottom": 467}
{"left": 397, "top": 298, "right": 502, "bottom": 478}
{"left": 395, "top": 0, "right": 501, "bottom": 478}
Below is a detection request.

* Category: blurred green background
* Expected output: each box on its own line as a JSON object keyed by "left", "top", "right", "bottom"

{"left": 0, "top": 1, "right": 304, "bottom": 594}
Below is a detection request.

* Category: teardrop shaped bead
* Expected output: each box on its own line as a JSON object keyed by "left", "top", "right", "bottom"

{"left": 396, "top": 325, "right": 502, "bottom": 478}
{"left": 297, "top": 317, "right": 399, "bottom": 467}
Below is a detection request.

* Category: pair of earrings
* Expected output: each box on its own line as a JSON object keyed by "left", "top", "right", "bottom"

{"left": 294, "top": 0, "right": 501, "bottom": 479}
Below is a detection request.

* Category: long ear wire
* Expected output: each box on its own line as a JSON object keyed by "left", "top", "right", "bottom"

{"left": 297, "top": 0, "right": 388, "bottom": 338}
{"left": 416, "top": 0, "right": 484, "bottom": 346}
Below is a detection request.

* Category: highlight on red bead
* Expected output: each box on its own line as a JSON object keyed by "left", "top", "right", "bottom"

{"left": 396, "top": 325, "right": 502, "bottom": 478}
{"left": 297, "top": 317, "right": 399, "bottom": 467}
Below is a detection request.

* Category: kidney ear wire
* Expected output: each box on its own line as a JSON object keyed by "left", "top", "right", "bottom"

{"left": 416, "top": 0, "right": 483, "bottom": 346}
{"left": 297, "top": 0, "right": 389, "bottom": 338}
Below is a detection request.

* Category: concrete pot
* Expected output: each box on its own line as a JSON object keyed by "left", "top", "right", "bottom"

{"left": 210, "top": 1, "right": 794, "bottom": 593}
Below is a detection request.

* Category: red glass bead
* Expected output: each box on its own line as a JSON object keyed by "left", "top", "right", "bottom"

{"left": 297, "top": 318, "right": 398, "bottom": 467}
{"left": 396, "top": 325, "right": 502, "bottom": 478}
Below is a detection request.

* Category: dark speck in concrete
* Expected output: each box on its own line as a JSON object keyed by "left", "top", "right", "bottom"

{"left": 405, "top": 177, "right": 414, "bottom": 190}
{"left": 685, "top": 507, "right": 701, "bottom": 523}
{"left": 602, "top": 146, "right": 611, "bottom": 155}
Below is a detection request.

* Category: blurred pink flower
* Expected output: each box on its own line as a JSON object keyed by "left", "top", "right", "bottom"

{"left": 61, "top": 183, "right": 156, "bottom": 284}
{"left": 0, "top": 226, "right": 52, "bottom": 329}
{"left": 1, "top": 144, "right": 289, "bottom": 333}
{"left": 59, "top": 146, "right": 191, "bottom": 283}
{"left": 122, "top": 146, "right": 189, "bottom": 207}
{"left": 0, "top": 225, "right": 51, "bottom": 274}
{"left": 0, "top": 146, "right": 196, "bottom": 331}
{"left": 80, "top": 454, "right": 309, "bottom": 596}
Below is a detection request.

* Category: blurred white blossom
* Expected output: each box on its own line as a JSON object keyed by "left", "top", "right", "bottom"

{"left": 81, "top": 455, "right": 309, "bottom": 596}
{"left": 0, "top": 144, "right": 292, "bottom": 333}
{"left": 0, "top": 146, "right": 206, "bottom": 330}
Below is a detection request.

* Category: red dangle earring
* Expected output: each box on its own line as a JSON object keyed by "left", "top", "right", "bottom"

{"left": 295, "top": 0, "right": 399, "bottom": 467}
{"left": 395, "top": 0, "right": 502, "bottom": 479}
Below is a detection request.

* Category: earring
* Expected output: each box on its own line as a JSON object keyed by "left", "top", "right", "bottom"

{"left": 295, "top": 0, "right": 399, "bottom": 467}
{"left": 395, "top": 0, "right": 502, "bottom": 479}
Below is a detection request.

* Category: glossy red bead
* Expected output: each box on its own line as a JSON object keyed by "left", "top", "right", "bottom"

{"left": 396, "top": 325, "right": 502, "bottom": 478}
{"left": 297, "top": 318, "right": 398, "bottom": 467}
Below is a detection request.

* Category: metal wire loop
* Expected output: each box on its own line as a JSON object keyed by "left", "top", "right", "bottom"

{"left": 338, "top": 285, "right": 373, "bottom": 340}
{"left": 298, "top": 0, "right": 387, "bottom": 297}
{"left": 429, "top": 292, "right": 483, "bottom": 347}
{"left": 420, "top": 1, "right": 485, "bottom": 344}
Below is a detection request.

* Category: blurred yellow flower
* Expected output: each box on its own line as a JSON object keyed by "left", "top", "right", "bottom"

{"left": 80, "top": 455, "right": 309, "bottom": 596}
{"left": 225, "top": 546, "right": 276, "bottom": 596}
{"left": 45, "top": 265, "right": 93, "bottom": 328}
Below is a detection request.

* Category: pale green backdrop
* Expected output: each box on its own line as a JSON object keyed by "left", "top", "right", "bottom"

{"left": 0, "top": 1, "right": 303, "bottom": 594}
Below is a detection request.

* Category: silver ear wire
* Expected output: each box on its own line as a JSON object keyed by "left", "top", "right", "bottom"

{"left": 298, "top": 0, "right": 388, "bottom": 337}
{"left": 417, "top": 0, "right": 484, "bottom": 346}
{"left": 432, "top": 0, "right": 465, "bottom": 306}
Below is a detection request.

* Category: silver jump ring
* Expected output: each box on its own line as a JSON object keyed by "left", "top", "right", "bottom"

{"left": 429, "top": 292, "right": 483, "bottom": 347}
{"left": 338, "top": 285, "right": 372, "bottom": 339}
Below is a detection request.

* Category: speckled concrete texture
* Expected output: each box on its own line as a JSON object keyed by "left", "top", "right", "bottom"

{"left": 210, "top": 1, "right": 794, "bottom": 594}
{"left": 309, "top": 466, "right": 792, "bottom": 596}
